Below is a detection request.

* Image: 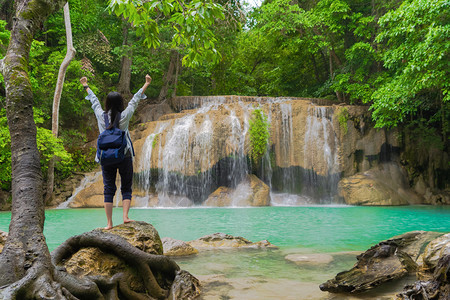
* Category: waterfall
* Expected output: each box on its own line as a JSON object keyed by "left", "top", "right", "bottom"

{"left": 135, "top": 101, "right": 252, "bottom": 206}
{"left": 303, "top": 106, "right": 340, "bottom": 202}
{"left": 134, "top": 98, "right": 342, "bottom": 206}
{"left": 267, "top": 102, "right": 340, "bottom": 204}
{"left": 156, "top": 107, "right": 211, "bottom": 206}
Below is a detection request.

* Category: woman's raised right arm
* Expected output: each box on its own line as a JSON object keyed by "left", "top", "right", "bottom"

{"left": 80, "top": 77, "right": 103, "bottom": 121}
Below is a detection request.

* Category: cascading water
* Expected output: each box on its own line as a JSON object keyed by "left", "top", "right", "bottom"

{"left": 136, "top": 100, "right": 252, "bottom": 206}
{"left": 132, "top": 97, "right": 341, "bottom": 206}
{"left": 303, "top": 106, "right": 340, "bottom": 202}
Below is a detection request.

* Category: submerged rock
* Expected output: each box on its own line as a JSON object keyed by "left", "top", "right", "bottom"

{"left": 285, "top": 253, "right": 334, "bottom": 266}
{"left": 320, "top": 231, "right": 443, "bottom": 294}
{"left": 188, "top": 233, "right": 278, "bottom": 250}
{"left": 0, "top": 230, "right": 7, "bottom": 254}
{"left": 163, "top": 237, "right": 199, "bottom": 256}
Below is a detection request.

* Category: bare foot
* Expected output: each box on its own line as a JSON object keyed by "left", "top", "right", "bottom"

{"left": 123, "top": 218, "right": 134, "bottom": 224}
{"left": 104, "top": 224, "right": 113, "bottom": 230}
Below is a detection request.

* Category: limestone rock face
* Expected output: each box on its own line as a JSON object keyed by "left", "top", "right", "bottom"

{"left": 339, "top": 163, "right": 422, "bottom": 205}
{"left": 204, "top": 175, "right": 270, "bottom": 207}
{"left": 320, "top": 231, "right": 443, "bottom": 294}
{"left": 417, "top": 233, "right": 450, "bottom": 280}
{"left": 63, "top": 222, "right": 163, "bottom": 282}
{"left": 162, "top": 237, "right": 198, "bottom": 256}
{"left": 67, "top": 171, "right": 104, "bottom": 208}
{"left": 188, "top": 233, "right": 278, "bottom": 250}
{"left": 0, "top": 230, "right": 7, "bottom": 254}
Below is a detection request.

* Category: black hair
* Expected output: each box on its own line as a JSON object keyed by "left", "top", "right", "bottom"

{"left": 105, "top": 92, "right": 124, "bottom": 130}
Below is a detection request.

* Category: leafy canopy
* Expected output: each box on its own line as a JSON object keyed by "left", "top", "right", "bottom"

{"left": 108, "top": 0, "right": 225, "bottom": 67}
{"left": 371, "top": 0, "right": 450, "bottom": 128}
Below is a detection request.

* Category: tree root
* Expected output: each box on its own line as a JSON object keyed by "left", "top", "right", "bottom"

{"left": 51, "top": 230, "right": 180, "bottom": 299}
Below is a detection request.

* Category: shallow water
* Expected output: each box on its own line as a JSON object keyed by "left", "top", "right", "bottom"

{"left": 0, "top": 206, "right": 449, "bottom": 299}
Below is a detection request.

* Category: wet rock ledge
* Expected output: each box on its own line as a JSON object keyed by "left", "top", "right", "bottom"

{"left": 163, "top": 232, "right": 278, "bottom": 256}
{"left": 320, "top": 231, "right": 449, "bottom": 299}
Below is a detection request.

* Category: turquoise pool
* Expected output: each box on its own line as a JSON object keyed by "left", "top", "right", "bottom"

{"left": 0, "top": 206, "right": 448, "bottom": 299}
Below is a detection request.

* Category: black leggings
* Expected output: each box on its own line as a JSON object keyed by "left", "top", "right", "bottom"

{"left": 101, "top": 157, "right": 133, "bottom": 203}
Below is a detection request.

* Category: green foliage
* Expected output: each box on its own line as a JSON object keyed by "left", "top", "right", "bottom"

{"left": 0, "top": 20, "right": 10, "bottom": 57}
{"left": 70, "top": 148, "right": 98, "bottom": 173}
{"left": 249, "top": 108, "right": 270, "bottom": 161}
{"left": 337, "top": 107, "right": 349, "bottom": 135}
{"left": 28, "top": 40, "right": 91, "bottom": 128}
{"left": 0, "top": 110, "right": 11, "bottom": 190}
{"left": 152, "top": 133, "right": 160, "bottom": 148}
{"left": 108, "top": 0, "right": 225, "bottom": 68}
{"left": 0, "top": 109, "right": 74, "bottom": 190}
{"left": 371, "top": 0, "right": 449, "bottom": 129}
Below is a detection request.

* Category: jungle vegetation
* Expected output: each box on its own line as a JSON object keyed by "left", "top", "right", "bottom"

{"left": 0, "top": 0, "right": 448, "bottom": 192}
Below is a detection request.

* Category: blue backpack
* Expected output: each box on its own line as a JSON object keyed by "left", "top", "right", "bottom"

{"left": 97, "top": 112, "right": 127, "bottom": 166}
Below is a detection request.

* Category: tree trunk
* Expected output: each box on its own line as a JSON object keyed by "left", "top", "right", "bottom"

{"left": 158, "top": 50, "right": 179, "bottom": 101}
{"left": 45, "top": 2, "right": 76, "bottom": 205}
{"left": 311, "top": 53, "right": 320, "bottom": 83}
{"left": 117, "top": 23, "right": 133, "bottom": 101}
{"left": 171, "top": 51, "right": 181, "bottom": 98}
{"left": 0, "top": 0, "right": 68, "bottom": 298}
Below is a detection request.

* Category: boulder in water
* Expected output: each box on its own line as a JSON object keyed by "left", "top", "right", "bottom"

{"left": 162, "top": 237, "right": 199, "bottom": 256}
{"left": 320, "top": 231, "right": 443, "bottom": 294}
{"left": 169, "top": 270, "right": 201, "bottom": 299}
{"left": 203, "top": 175, "right": 270, "bottom": 207}
{"left": 62, "top": 221, "right": 163, "bottom": 279}
{"left": 54, "top": 221, "right": 200, "bottom": 298}
{"left": 395, "top": 234, "right": 450, "bottom": 299}
{"left": 188, "top": 232, "right": 278, "bottom": 250}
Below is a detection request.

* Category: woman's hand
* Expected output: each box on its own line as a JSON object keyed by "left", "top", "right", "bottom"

{"left": 80, "top": 77, "right": 88, "bottom": 86}
{"left": 145, "top": 74, "right": 152, "bottom": 85}
{"left": 142, "top": 74, "right": 152, "bottom": 93}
